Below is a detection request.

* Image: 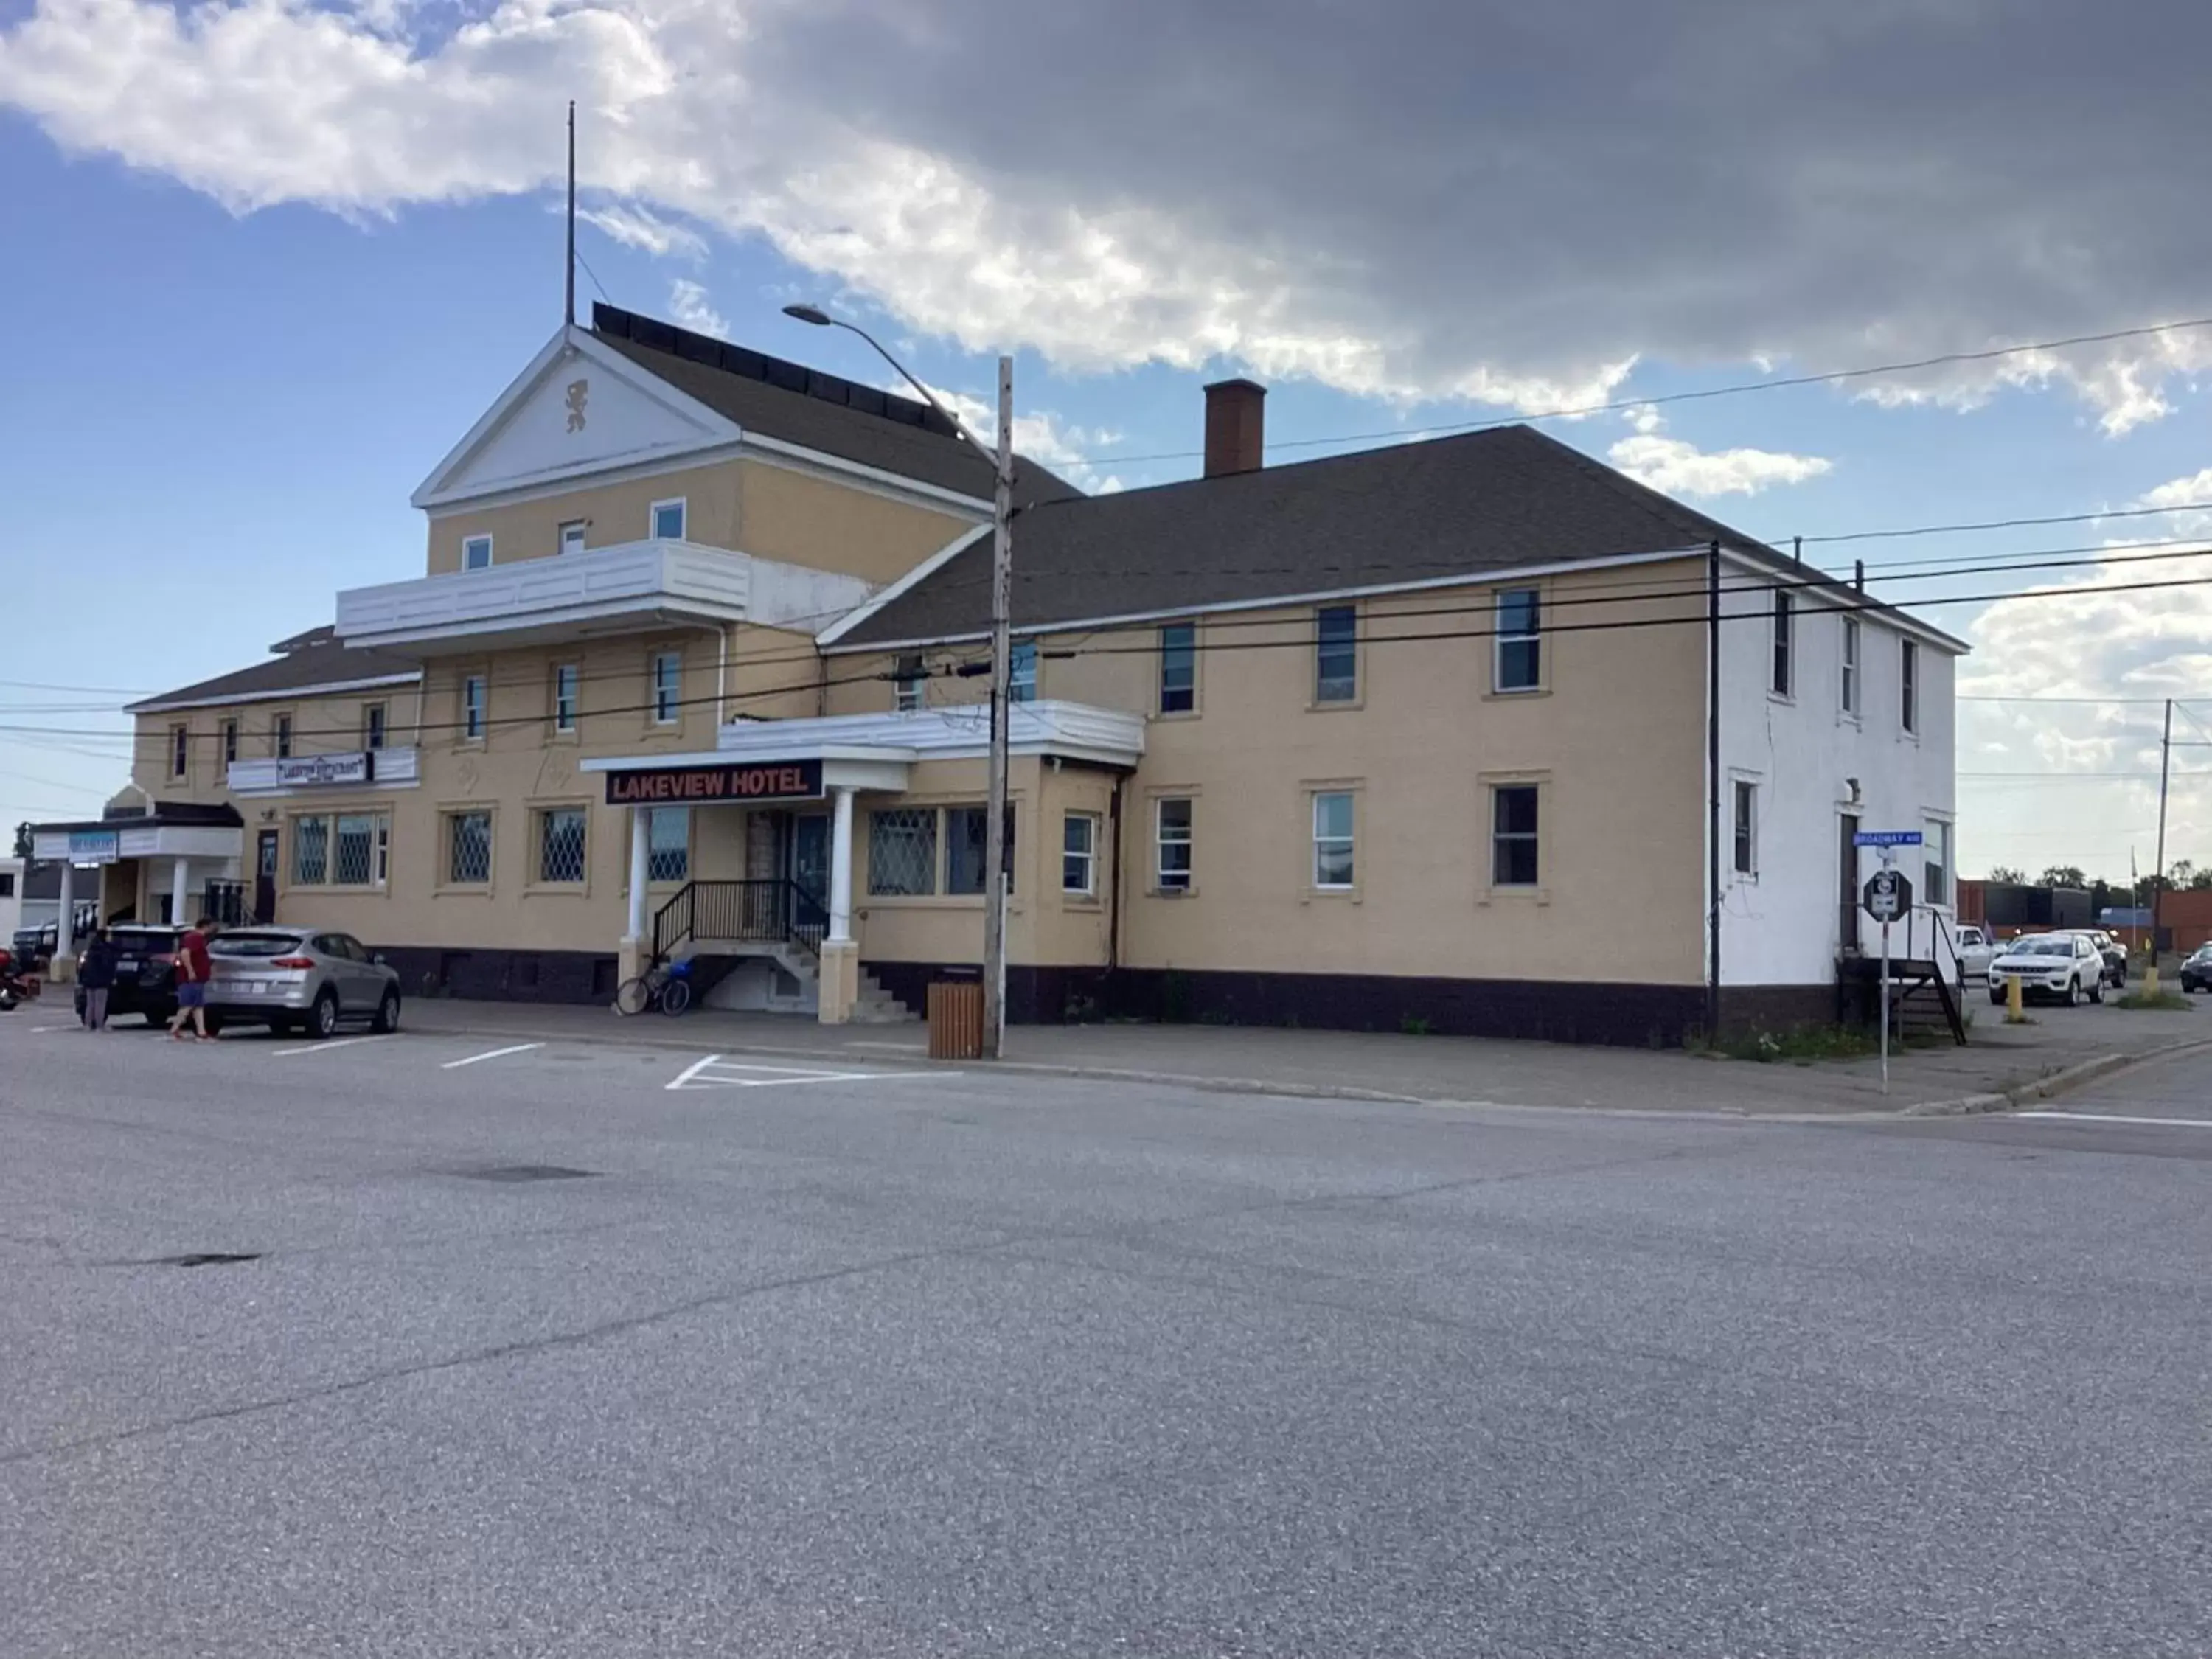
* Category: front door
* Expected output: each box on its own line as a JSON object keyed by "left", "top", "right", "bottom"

{"left": 254, "top": 830, "right": 280, "bottom": 924}
{"left": 790, "top": 813, "right": 830, "bottom": 933}
{"left": 1839, "top": 813, "right": 1860, "bottom": 953}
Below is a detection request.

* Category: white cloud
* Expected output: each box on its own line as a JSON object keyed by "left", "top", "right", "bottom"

{"left": 1606, "top": 433, "right": 1832, "bottom": 498}
{"left": 577, "top": 201, "right": 706, "bottom": 260}
{"left": 13, "top": 0, "right": 2212, "bottom": 425}
{"left": 665, "top": 277, "right": 728, "bottom": 338}
{"left": 908, "top": 379, "right": 1124, "bottom": 493}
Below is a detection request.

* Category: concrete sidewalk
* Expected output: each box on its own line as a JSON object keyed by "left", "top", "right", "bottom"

{"left": 397, "top": 992, "right": 2212, "bottom": 1117}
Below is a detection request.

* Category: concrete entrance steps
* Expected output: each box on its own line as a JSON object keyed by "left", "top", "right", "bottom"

{"left": 688, "top": 939, "right": 917, "bottom": 1023}
{"left": 850, "top": 970, "right": 919, "bottom": 1024}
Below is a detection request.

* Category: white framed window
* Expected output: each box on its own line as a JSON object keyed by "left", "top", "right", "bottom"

{"left": 274, "top": 713, "right": 293, "bottom": 759}
{"left": 1155, "top": 798, "right": 1193, "bottom": 891}
{"left": 292, "top": 812, "right": 389, "bottom": 888}
{"left": 462, "top": 533, "right": 493, "bottom": 571}
{"left": 1733, "top": 779, "right": 1758, "bottom": 877}
{"left": 651, "top": 650, "right": 682, "bottom": 724}
{"left": 558, "top": 520, "right": 587, "bottom": 556}
{"left": 1311, "top": 790, "right": 1355, "bottom": 890}
{"left": 221, "top": 719, "right": 239, "bottom": 766}
{"left": 1771, "top": 590, "right": 1794, "bottom": 697}
{"left": 893, "top": 655, "right": 925, "bottom": 714}
{"left": 364, "top": 703, "right": 386, "bottom": 751}
{"left": 1159, "top": 623, "right": 1196, "bottom": 713}
{"left": 170, "top": 723, "right": 189, "bottom": 779}
{"left": 553, "top": 664, "right": 579, "bottom": 734}
{"left": 1491, "top": 785, "right": 1540, "bottom": 886}
{"left": 650, "top": 498, "right": 687, "bottom": 540}
{"left": 1062, "top": 813, "right": 1099, "bottom": 896}
{"left": 647, "top": 807, "right": 690, "bottom": 883}
{"left": 446, "top": 810, "right": 493, "bottom": 885}
{"left": 1840, "top": 616, "right": 1860, "bottom": 715}
{"left": 462, "top": 675, "right": 487, "bottom": 741}
{"left": 537, "top": 807, "right": 587, "bottom": 883}
{"left": 1924, "top": 818, "right": 1952, "bottom": 908}
{"left": 1901, "top": 639, "right": 1920, "bottom": 734}
{"left": 1009, "top": 639, "right": 1038, "bottom": 704}
{"left": 1495, "top": 588, "right": 1541, "bottom": 692}
{"left": 1315, "top": 605, "right": 1357, "bottom": 703}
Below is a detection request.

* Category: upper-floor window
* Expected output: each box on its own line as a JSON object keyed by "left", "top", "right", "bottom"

{"left": 274, "top": 714, "right": 293, "bottom": 760}
{"left": 553, "top": 664, "right": 579, "bottom": 733}
{"left": 462, "top": 675, "right": 486, "bottom": 741}
{"left": 652, "top": 650, "right": 682, "bottom": 725}
{"left": 558, "top": 521, "right": 587, "bottom": 556}
{"left": 1009, "top": 639, "right": 1037, "bottom": 705}
{"left": 1771, "top": 590, "right": 1794, "bottom": 697}
{"left": 1733, "top": 779, "right": 1758, "bottom": 877}
{"left": 462, "top": 534, "right": 493, "bottom": 571}
{"left": 170, "top": 723, "right": 189, "bottom": 779}
{"left": 1924, "top": 818, "right": 1952, "bottom": 908}
{"left": 363, "top": 703, "right": 386, "bottom": 751}
{"left": 893, "top": 655, "right": 925, "bottom": 714}
{"left": 1158, "top": 623, "right": 1196, "bottom": 713}
{"left": 1901, "top": 639, "right": 1920, "bottom": 734}
{"left": 1495, "top": 588, "right": 1541, "bottom": 692}
{"left": 650, "top": 498, "right": 687, "bottom": 540}
{"left": 1840, "top": 616, "right": 1860, "bottom": 715}
{"left": 221, "top": 719, "right": 239, "bottom": 766}
{"left": 1315, "top": 605, "right": 1357, "bottom": 703}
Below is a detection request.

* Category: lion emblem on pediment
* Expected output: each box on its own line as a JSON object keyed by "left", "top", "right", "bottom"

{"left": 565, "top": 378, "right": 589, "bottom": 433}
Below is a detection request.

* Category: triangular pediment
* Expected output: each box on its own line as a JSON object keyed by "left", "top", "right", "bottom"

{"left": 412, "top": 327, "right": 742, "bottom": 508}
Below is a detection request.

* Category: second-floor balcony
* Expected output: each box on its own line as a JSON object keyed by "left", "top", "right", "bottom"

{"left": 334, "top": 539, "right": 876, "bottom": 654}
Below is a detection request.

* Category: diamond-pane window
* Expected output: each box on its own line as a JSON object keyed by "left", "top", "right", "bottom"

{"left": 539, "top": 809, "right": 587, "bottom": 883}
{"left": 868, "top": 809, "right": 937, "bottom": 895}
{"left": 293, "top": 815, "right": 329, "bottom": 886}
{"left": 647, "top": 807, "right": 689, "bottom": 883}
{"left": 448, "top": 812, "right": 492, "bottom": 884}
{"left": 333, "top": 814, "right": 378, "bottom": 886}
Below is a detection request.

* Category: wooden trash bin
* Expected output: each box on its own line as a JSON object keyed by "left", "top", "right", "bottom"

{"left": 926, "top": 978, "right": 985, "bottom": 1060}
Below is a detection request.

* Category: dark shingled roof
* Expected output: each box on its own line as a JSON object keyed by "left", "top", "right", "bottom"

{"left": 833, "top": 423, "right": 1914, "bottom": 648}
{"left": 129, "top": 627, "right": 420, "bottom": 713}
{"left": 591, "top": 304, "right": 1082, "bottom": 509}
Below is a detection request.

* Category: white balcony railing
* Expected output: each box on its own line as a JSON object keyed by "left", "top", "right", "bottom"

{"left": 335, "top": 539, "right": 874, "bottom": 651}
{"left": 228, "top": 747, "right": 419, "bottom": 796}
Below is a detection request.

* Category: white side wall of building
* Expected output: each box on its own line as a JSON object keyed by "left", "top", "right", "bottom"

{"left": 0, "top": 858, "right": 23, "bottom": 941}
{"left": 1716, "top": 577, "right": 1960, "bottom": 987}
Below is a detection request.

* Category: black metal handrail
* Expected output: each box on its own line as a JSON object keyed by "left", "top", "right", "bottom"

{"left": 653, "top": 880, "right": 830, "bottom": 962}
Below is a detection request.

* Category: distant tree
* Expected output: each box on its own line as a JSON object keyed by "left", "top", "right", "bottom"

{"left": 1986, "top": 865, "right": 2028, "bottom": 885}
{"left": 2194, "top": 871, "right": 2212, "bottom": 891}
{"left": 10, "top": 821, "right": 28, "bottom": 860}
{"left": 2039, "top": 864, "right": 2090, "bottom": 890}
{"left": 2170, "top": 860, "right": 2197, "bottom": 891}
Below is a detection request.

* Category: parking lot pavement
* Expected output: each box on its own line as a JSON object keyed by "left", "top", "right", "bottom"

{"left": 1863, "top": 1044, "right": 2212, "bottom": 1161}
{"left": 10, "top": 1013, "right": 2212, "bottom": 1655}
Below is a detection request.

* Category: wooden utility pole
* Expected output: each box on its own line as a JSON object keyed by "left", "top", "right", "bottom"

{"left": 981, "top": 355, "right": 1014, "bottom": 1057}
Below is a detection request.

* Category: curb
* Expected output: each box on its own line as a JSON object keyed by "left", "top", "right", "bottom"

{"left": 1904, "top": 1032, "right": 2212, "bottom": 1118}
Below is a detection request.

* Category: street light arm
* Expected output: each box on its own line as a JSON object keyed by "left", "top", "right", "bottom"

{"left": 815, "top": 315, "right": 1002, "bottom": 476}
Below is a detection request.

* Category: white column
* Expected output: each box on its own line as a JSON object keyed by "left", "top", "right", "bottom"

{"left": 828, "top": 787, "right": 855, "bottom": 944}
{"left": 171, "top": 856, "right": 190, "bottom": 925}
{"left": 627, "top": 807, "right": 650, "bottom": 941}
{"left": 56, "top": 860, "right": 77, "bottom": 959}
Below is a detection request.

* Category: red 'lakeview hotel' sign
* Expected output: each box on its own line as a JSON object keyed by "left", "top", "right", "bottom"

{"left": 604, "top": 759, "right": 825, "bottom": 807}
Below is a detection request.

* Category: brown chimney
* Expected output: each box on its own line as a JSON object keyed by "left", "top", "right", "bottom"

{"left": 1203, "top": 378, "right": 1267, "bottom": 478}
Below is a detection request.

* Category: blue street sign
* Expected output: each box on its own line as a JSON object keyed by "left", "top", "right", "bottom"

{"left": 1854, "top": 830, "right": 1923, "bottom": 847}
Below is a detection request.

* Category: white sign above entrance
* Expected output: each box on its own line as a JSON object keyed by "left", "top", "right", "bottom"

{"left": 276, "top": 752, "right": 373, "bottom": 788}
{"left": 68, "top": 830, "right": 119, "bottom": 865}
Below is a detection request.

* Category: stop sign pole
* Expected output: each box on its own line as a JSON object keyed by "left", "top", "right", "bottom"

{"left": 1858, "top": 846, "right": 1917, "bottom": 1094}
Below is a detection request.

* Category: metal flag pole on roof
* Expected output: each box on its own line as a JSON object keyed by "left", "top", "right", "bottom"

{"left": 564, "top": 100, "right": 577, "bottom": 329}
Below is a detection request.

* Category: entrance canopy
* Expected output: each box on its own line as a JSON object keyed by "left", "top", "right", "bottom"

{"left": 28, "top": 803, "right": 244, "bottom": 867}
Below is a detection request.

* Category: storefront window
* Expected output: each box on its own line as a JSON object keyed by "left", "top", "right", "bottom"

{"left": 647, "top": 807, "right": 690, "bottom": 883}
{"left": 448, "top": 812, "right": 492, "bottom": 884}
{"left": 868, "top": 809, "right": 937, "bottom": 896}
{"left": 538, "top": 808, "right": 587, "bottom": 883}
{"left": 945, "top": 804, "right": 1015, "bottom": 896}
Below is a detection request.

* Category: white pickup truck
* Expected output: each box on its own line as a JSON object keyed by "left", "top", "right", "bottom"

{"left": 1954, "top": 925, "right": 1997, "bottom": 984}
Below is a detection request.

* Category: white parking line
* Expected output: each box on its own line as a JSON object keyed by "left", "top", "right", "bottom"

{"left": 441, "top": 1042, "right": 545, "bottom": 1070}
{"left": 27, "top": 1024, "right": 74, "bottom": 1034}
{"left": 268, "top": 1034, "right": 389, "bottom": 1058}
{"left": 2014, "top": 1110, "right": 2212, "bottom": 1130}
{"left": 667, "top": 1054, "right": 725, "bottom": 1091}
{"left": 666, "top": 1053, "right": 947, "bottom": 1091}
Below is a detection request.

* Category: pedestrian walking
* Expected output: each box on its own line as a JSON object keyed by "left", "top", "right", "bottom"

{"left": 167, "top": 916, "right": 217, "bottom": 1042}
{"left": 77, "top": 927, "right": 116, "bottom": 1031}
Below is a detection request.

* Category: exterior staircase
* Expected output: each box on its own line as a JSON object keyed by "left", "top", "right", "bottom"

{"left": 655, "top": 880, "right": 918, "bottom": 1023}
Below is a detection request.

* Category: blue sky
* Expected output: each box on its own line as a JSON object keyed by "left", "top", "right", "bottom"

{"left": 4, "top": 0, "right": 2211, "bottom": 880}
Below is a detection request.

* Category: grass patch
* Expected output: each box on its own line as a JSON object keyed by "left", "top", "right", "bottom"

{"left": 1687, "top": 1023, "right": 1877, "bottom": 1063}
{"left": 2115, "top": 989, "right": 2196, "bottom": 1012}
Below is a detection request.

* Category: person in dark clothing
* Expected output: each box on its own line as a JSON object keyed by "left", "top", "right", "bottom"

{"left": 77, "top": 928, "right": 117, "bottom": 1031}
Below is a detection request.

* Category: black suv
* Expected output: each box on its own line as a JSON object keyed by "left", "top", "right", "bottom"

{"left": 2182, "top": 947, "right": 2212, "bottom": 995}
{"left": 77, "top": 925, "right": 189, "bottom": 1027}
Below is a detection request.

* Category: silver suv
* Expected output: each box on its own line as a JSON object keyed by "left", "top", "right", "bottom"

{"left": 206, "top": 927, "right": 402, "bottom": 1039}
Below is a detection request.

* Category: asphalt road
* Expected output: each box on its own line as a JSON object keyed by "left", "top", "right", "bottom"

{"left": 4, "top": 1019, "right": 2210, "bottom": 1657}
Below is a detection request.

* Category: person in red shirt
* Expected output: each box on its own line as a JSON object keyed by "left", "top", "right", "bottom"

{"left": 167, "top": 916, "right": 217, "bottom": 1043}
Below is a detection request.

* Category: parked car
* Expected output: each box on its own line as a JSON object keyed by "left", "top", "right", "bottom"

{"left": 1953, "top": 925, "right": 1997, "bottom": 983}
{"left": 12, "top": 924, "right": 55, "bottom": 974}
{"left": 2069, "top": 929, "right": 2129, "bottom": 988}
{"left": 204, "top": 927, "right": 402, "bottom": 1039}
{"left": 2181, "top": 945, "right": 2212, "bottom": 995}
{"left": 1988, "top": 932, "right": 2107, "bottom": 1006}
{"left": 70, "top": 924, "right": 189, "bottom": 1027}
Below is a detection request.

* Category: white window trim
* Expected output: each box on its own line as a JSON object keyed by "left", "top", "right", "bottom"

{"left": 1062, "top": 812, "right": 1099, "bottom": 897}
{"left": 1485, "top": 776, "right": 1545, "bottom": 894}
{"left": 1731, "top": 776, "right": 1759, "bottom": 880}
{"left": 462, "top": 533, "right": 493, "bottom": 571}
{"left": 461, "top": 673, "right": 487, "bottom": 742}
{"left": 221, "top": 720, "right": 239, "bottom": 767}
{"left": 273, "top": 712, "right": 294, "bottom": 760}
{"left": 1158, "top": 621, "right": 1198, "bottom": 715}
{"left": 553, "top": 663, "right": 580, "bottom": 734}
{"left": 363, "top": 703, "right": 387, "bottom": 751}
{"left": 1770, "top": 589, "right": 1794, "bottom": 700}
{"left": 531, "top": 803, "right": 591, "bottom": 888}
{"left": 649, "top": 496, "right": 688, "bottom": 541}
{"left": 893, "top": 655, "right": 925, "bottom": 714}
{"left": 651, "top": 650, "right": 683, "bottom": 726}
{"left": 442, "top": 807, "right": 496, "bottom": 888}
{"left": 1155, "top": 796, "right": 1194, "bottom": 894}
{"left": 1901, "top": 638, "right": 1921, "bottom": 737}
{"left": 1009, "top": 639, "right": 1040, "bottom": 705}
{"left": 170, "top": 723, "right": 189, "bottom": 779}
{"left": 1840, "top": 616, "right": 1861, "bottom": 718}
{"left": 1492, "top": 588, "right": 1543, "bottom": 694}
{"left": 558, "top": 520, "right": 588, "bottom": 555}
{"left": 1310, "top": 789, "right": 1357, "bottom": 893}
{"left": 1313, "top": 604, "right": 1359, "bottom": 706}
